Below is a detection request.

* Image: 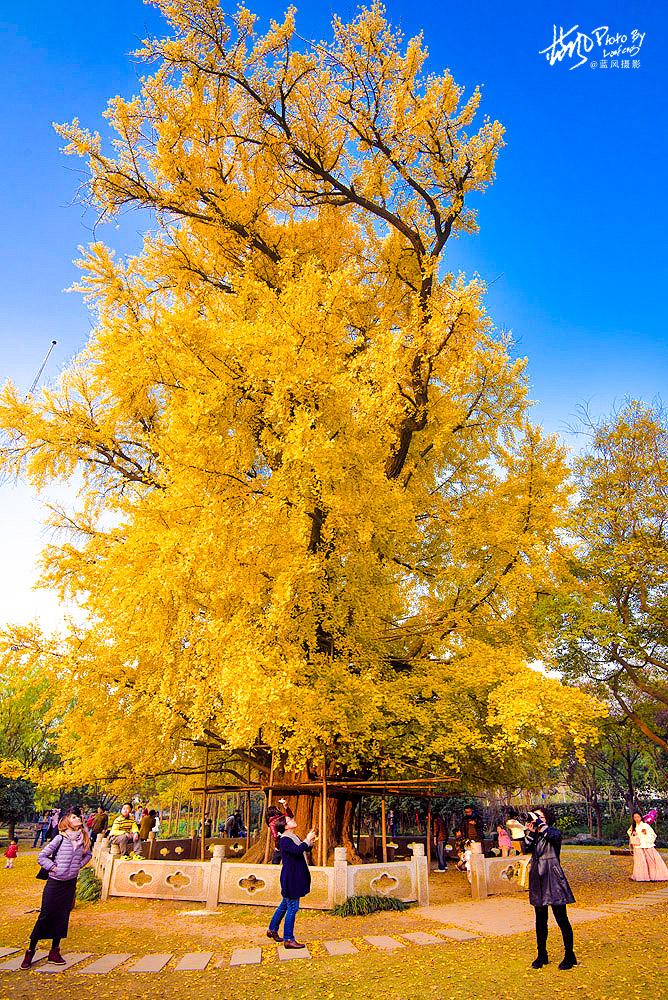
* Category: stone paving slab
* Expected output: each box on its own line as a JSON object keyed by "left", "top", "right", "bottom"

{"left": 175, "top": 952, "right": 214, "bottom": 971}
{"left": 323, "top": 939, "right": 359, "bottom": 956}
{"left": 127, "top": 953, "right": 173, "bottom": 973}
{"left": 230, "top": 948, "right": 262, "bottom": 967}
{"left": 365, "top": 935, "right": 405, "bottom": 950}
{"left": 434, "top": 928, "right": 479, "bottom": 942}
{"left": 277, "top": 945, "right": 311, "bottom": 960}
{"left": 0, "top": 950, "right": 48, "bottom": 971}
{"left": 568, "top": 908, "right": 614, "bottom": 925}
{"left": 37, "top": 953, "right": 92, "bottom": 973}
{"left": 420, "top": 898, "right": 532, "bottom": 936}
{"left": 401, "top": 932, "right": 444, "bottom": 946}
{"left": 79, "top": 954, "right": 134, "bottom": 974}
{"left": 0, "top": 949, "right": 19, "bottom": 960}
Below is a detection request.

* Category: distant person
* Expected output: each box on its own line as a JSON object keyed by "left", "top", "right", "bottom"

{"left": 459, "top": 805, "right": 484, "bottom": 853}
{"left": 524, "top": 808, "right": 576, "bottom": 971}
{"left": 89, "top": 806, "right": 109, "bottom": 847}
{"left": 109, "top": 803, "right": 142, "bottom": 857}
{"left": 266, "top": 799, "right": 293, "bottom": 863}
{"left": 32, "top": 814, "right": 49, "bottom": 849}
{"left": 506, "top": 809, "right": 526, "bottom": 854}
{"left": 21, "top": 811, "right": 92, "bottom": 969}
{"left": 628, "top": 810, "right": 668, "bottom": 881}
{"left": 4, "top": 838, "right": 18, "bottom": 869}
{"left": 139, "top": 809, "right": 157, "bottom": 842}
{"left": 46, "top": 809, "right": 61, "bottom": 842}
{"left": 433, "top": 813, "right": 449, "bottom": 871}
{"left": 224, "top": 809, "right": 246, "bottom": 838}
{"left": 497, "top": 822, "right": 514, "bottom": 858}
{"left": 204, "top": 814, "right": 212, "bottom": 839}
{"left": 266, "top": 816, "right": 317, "bottom": 949}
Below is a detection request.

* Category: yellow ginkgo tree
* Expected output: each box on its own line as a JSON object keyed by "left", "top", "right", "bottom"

{"left": 0, "top": 1, "right": 603, "bottom": 854}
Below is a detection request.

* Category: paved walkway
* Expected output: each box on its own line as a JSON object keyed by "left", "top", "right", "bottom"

{"left": 1, "top": 887, "right": 667, "bottom": 975}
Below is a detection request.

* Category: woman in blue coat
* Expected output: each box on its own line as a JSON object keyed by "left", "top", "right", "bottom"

{"left": 524, "top": 807, "right": 576, "bottom": 971}
{"left": 266, "top": 816, "right": 316, "bottom": 949}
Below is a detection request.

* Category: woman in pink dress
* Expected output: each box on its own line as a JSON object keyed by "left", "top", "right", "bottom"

{"left": 628, "top": 811, "right": 668, "bottom": 881}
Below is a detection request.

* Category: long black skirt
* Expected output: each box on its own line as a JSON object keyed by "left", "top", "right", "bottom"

{"left": 31, "top": 877, "right": 77, "bottom": 941}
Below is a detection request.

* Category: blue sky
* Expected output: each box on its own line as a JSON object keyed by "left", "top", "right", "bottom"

{"left": 0, "top": 0, "right": 666, "bottom": 627}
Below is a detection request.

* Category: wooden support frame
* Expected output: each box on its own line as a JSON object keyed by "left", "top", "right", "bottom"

{"left": 200, "top": 746, "right": 209, "bottom": 861}
{"left": 381, "top": 796, "right": 387, "bottom": 863}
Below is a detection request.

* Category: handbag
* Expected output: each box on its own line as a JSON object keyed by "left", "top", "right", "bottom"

{"left": 36, "top": 834, "right": 63, "bottom": 880}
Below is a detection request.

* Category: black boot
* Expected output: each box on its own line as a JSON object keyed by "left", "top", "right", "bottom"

{"left": 558, "top": 952, "right": 577, "bottom": 970}
{"left": 531, "top": 952, "right": 549, "bottom": 969}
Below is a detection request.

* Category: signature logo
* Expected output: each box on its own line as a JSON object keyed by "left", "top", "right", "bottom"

{"left": 540, "top": 25, "right": 646, "bottom": 70}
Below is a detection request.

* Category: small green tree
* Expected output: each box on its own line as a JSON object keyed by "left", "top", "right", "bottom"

{"left": 0, "top": 777, "right": 35, "bottom": 840}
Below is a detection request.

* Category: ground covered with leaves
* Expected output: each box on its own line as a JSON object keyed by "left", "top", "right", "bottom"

{"left": 1, "top": 847, "right": 666, "bottom": 999}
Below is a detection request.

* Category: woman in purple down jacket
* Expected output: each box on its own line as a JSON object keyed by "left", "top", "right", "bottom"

{"left": 20, "top": 812, "right": 92, "bottom": 969}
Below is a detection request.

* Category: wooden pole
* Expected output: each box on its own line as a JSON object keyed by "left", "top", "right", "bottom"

{"left": 263, "top": 752, "right": 275, "bottom": 864}
{"left": 166, "top": 792, "right": 174, "bottom": 839}
{"left": 200, "top": 746, "right": 209, "bottom": 861}
{"left": 321, "top": 760, "right": 328, "bottom": 867}
{"left": 245, "top": 761, "right": 251, "bottom": 852}
{"left": 381, "top": 795, "right": 387, "bottom": 863}
{"left": 426, "top": 797, "right": 432, "bottom": 872}
{"left": 356, "top": 796, "right": 363, "bottom": 854}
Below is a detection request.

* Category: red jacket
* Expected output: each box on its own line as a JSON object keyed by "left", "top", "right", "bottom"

{"left": 4, "top": 844, "right": 18, "bottom": 859}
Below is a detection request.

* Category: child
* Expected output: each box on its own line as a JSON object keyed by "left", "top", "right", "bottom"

{"left": 4, "top": 839, "right": 18, "bottom": 868}
{"left": 497, "top": 822, "right": 514, "bottom": 857}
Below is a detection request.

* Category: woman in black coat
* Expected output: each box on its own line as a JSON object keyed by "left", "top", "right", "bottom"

{"left": 524, "top": 808, "right": 576, "bottom": 970}
{"left": 266, "top": 816, "right": 316, "bottom": 949}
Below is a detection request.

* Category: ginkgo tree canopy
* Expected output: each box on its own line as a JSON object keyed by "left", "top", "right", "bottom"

{"left": 0, "top": 1, "right": 603, "bottom": 794}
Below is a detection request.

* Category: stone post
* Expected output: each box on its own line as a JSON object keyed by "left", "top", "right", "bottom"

{"left": 470, "top": 852, "right": 488, "bottom": 900}
{"left": 333, "top": 847, "right": 348, "bottom": 906}
{"left": 100, "top": 843, "right": 120, "bottom": 902}
{"left": 206, "top": 844, "right": 225, "bottom": 911}
{"left": 409, "top": 842, "right": 429, "bottom": 906}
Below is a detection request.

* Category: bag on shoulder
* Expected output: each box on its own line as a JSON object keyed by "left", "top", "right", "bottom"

{"left": 36, "top": 834, "right": 63, "bottom": 880}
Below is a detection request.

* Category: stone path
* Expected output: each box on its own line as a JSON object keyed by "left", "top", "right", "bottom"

{"left": 1, "top": 887, "right": 666, "bottom": 975}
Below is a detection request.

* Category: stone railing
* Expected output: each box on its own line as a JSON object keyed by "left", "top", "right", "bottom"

{"left": 95, "top": 840, "right": 429, "bottom": 910}
{"left": 469, "top": 852, "right": 530, "bottom": 900}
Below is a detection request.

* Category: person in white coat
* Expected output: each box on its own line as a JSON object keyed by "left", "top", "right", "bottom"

{"left": 628, "top": 811, "right": 668, "bottom": 881}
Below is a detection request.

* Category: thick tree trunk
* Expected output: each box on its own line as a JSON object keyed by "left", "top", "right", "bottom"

{"left": 240, "top": 768, "right": 362, "bottom": 864}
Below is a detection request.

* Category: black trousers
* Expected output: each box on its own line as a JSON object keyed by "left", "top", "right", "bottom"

{"left": 534, "top": 904, "right": 574, "bottom": 955}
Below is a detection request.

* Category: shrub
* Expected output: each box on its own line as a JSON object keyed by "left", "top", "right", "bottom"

{"left": 76, "top": 867, "right": 102, "bottom": 903}
{"left": 331, "top": 895, "right": 411, "bottom": 916}
{"left": 555, "top": 812, "right": 580, "bottom": 837}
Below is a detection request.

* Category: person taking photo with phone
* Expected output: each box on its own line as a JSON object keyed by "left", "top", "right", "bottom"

{"left": 524, "top": 807, "right": 576, "bottom": 971}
